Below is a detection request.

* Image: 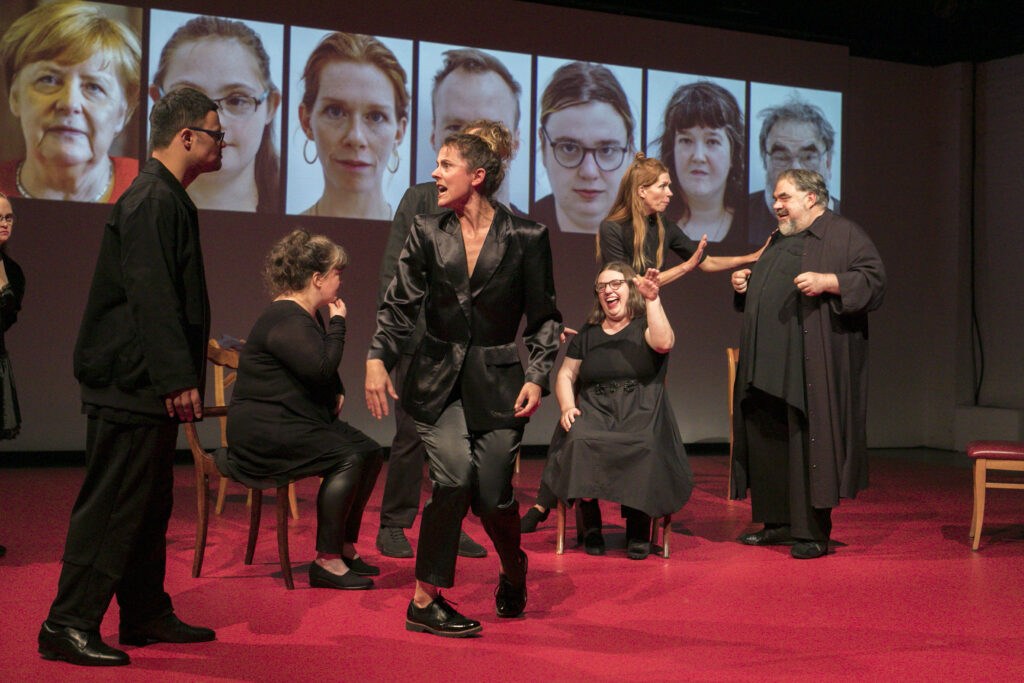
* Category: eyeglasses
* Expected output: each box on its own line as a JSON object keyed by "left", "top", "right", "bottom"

{"left": 769, "top": 150, "right": 823, "bottom": 169}
{"left": 594, "top": 279, "right": 626, "bottom": 293}
{"left": 0, "top": 214, "right": 13, "bottom": 224}
{"left": 541, "top": 128, "right": 628, "bottom": 172}
{"left": 188, "top": 127, "right": 226, "bottom": 144}
{"left": 157, "top": 87, "right": 270, "bottom": 118}
{"left": 212, "top": 90, "right": 270, "bottom": 117}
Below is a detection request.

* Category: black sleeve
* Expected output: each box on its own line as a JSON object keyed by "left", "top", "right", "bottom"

{"left": 265, "top": 311, "right": 346, "bottom": 393}
{"left": 377, "top": 184, "right": 436, "bottom": 306}
{"left": 598, "top": 220, "right": 629, "bottom": 265}
{"left": 0, "top": 256, "right": 24, "bottom": 332}
{"left": 663, "top": 216, "right": 707, "bottom": 265}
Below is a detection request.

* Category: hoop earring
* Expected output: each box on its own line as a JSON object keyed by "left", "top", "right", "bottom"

{"left": 303, "top": 138, "right": 318, "bottom": 165}
{"left": 386, "top": 148, "right": 400, "bottom": 174}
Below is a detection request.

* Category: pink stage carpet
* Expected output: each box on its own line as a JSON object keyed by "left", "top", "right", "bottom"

{"left": 2, "top": 450, "right": 1024, "bottom": 681}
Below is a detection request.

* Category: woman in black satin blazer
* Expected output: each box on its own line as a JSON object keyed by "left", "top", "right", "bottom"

{"left": 366, "top": 123, "right": 561, "bottom": 637}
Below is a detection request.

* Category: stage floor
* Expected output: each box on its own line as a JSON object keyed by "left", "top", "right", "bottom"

{"left": 2, "top": 450, "right": 1023, "bottom": 681}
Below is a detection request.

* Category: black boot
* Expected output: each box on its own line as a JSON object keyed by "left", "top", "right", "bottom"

{"left": 624, "top": 506, "right": 652, "bottom": 560}
{"left": 577, "top": 499, "right": 604, "bottom": 555}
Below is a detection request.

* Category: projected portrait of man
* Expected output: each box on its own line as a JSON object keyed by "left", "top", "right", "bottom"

{"left": 415, "top": 45, "right": 528, "bottom": 212}
{"left": 748, "top": 89, "right": 841, "bottom": 245}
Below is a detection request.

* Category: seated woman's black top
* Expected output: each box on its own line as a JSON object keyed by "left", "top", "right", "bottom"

{"left": 222, "top": 300, "right": 377, "bottom": 487}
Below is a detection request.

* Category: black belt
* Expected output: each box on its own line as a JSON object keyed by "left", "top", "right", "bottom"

{"left": 587, "top": 379, "right": 640, "bottom": 395}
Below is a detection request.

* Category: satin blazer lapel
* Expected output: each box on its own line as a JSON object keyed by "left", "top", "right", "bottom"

{"left": 469, "top": 206, "right": 510, "bottom": 299}
{"left": 437, "top": 212, "right": 473, "bottom": 325}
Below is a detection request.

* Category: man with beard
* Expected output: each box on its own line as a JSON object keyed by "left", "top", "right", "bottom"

{"left": 730, "top": 169, "right": 885, "bottom": 559}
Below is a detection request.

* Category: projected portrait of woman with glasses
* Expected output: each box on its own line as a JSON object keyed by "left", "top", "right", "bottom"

{"left": 149, "top": 11, "right": 283, "bottom": 213}
{"left": 531, "top": 60, "right": 640, "bottom": 234}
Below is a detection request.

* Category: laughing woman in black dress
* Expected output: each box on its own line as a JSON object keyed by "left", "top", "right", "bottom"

{"left": 541, "top": 261, "right": 693, "bottom": 559}
{"left": 222, "top": 230, "right": 383, "bottom": 589}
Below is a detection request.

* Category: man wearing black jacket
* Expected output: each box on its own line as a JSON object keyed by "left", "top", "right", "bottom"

{"left": 39, "top": 88, "right": 224, "bottom": 667}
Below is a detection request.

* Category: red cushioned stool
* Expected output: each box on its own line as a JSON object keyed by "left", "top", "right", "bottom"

{"left": 967, "top": 440, "right": 1024, "bottom": 550}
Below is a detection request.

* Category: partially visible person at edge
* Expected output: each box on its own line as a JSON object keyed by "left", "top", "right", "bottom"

{"left": 731, "top": 169, "right": 884, "bottom": 560}
{"left": 0, "top": 1, "right": 140, "bottom": 203}
{"left": 150, "top": 14, "right": 282, "bottom": 213}
{"left": 0, "top": 191, "right": 25, "bottom": 560}
{"left": 366, "top": 123, "right": 561, "bottom": 637}
{"left": 373, "top": 119, "right": 516, "bottom": 561}
{"left": 222, "top": 230, "right": 383, "bottom": 590}
{"left": 521, "top": 152, "right": 762, "bottom": 533}
{"left": 38, "top": 87, "right": 224, "bottom": 667}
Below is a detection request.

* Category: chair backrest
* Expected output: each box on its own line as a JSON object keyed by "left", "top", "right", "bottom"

{"left": 208, "top": 339, "right": 241, "bottom": 447}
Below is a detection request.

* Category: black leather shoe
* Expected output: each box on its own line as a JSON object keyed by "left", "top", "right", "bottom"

{"left": 739, "top": 526, "right": 797, "bottom": 546}
{"left": 627, "top": 539, "right": 651, "bottom": 560}
{"left": 342, "top": 555, "right": 380, "bottom": 576}
{"left": 791, "top": 540, "right": 829, "bottom": 559}
{"left": 406, "top": 595, "right": 482, "bottom": 638}
{"left": 39, "top": 622, "right": 129, "bottom": 666}
{"left": 457, "top": 529, "right": 487, "bottom": 558}
{"left": 495, "top": 551, "right": 528, "bottom": 618}
{"left": 308, "top": 561, "right": 373, "bottom": 590}
{"left": 376, "top": 526, "right": 414, "bottom": 558}
{"left": 583, "top": 529, "right": 605, "bottom": 556}
{"left": 119, "top": 614, "right": 215, "bottom": 646}
{"left": 520, "top": 507, "right": 550, "bottom": 533}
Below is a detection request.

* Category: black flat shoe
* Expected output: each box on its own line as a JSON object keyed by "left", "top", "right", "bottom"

{"left": 627, "top": 539, "right": 651, "bottom": 560}
{"left": 119, "top": 613, "right": 215, "bottom": 646}
{"left": 406, "top": 595, "right": 482, "bottom": 638}
{"left": 583, "top": 529, "right": 605, "bottom": 556}
{"left": 791, "top": 540, "right": 829, "bottom": 559}
{"left": 342, "top": 555, "right": 380, "bottom": 576}
{"left": 309, "top": 561, "right": 373, "bottom": 590}
{"left": 457, "top": 530, "right": 488, "bottom": 558}
{"left": 520, "top": 507, "right": 550, "bottom": 533}
{"left": 39, "top": 622, "right": 129, "bottom": 666}
{"left": 495, "top": 551, "right": 528, "bottom": 618}
{"left": 376, "top": 526, "right": 414, "bottom": 558}
{"left": 739, "top": 526, "right": 797, "bottom": 546}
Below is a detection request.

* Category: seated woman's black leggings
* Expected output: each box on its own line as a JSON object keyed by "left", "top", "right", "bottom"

{"left": 314, "top": 447, "right": 383, "bottom": 554}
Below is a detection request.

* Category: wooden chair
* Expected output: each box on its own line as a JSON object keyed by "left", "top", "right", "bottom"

{"left": 185, "top": 340, "right": 297, "bottom": 588}
{"left": 727, "top": 348, "right": 740, "bottom": 500}
{"left": 554, "top": 499, "right": 671, "bottom": 558}
{"left": 209, "top": 339, "right": 298, "bottom": 521}
{"left": 967, "top": 440, "right": 1024, "bottom": 551}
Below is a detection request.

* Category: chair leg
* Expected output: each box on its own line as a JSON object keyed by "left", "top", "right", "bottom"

{"left": 214, "top": 475, "right": 229, "bottom": 515}
{"left": 246, "top": 489, "right": 262, "bottom": 565}
{"left": 661, "top": 515, "right": 671, "bottom": 559}
{"left": 971, "top": 459, "right": 987, "bottom": 551}
{"left": 288, "top": 482, "right": 299, "bottom": 520}
{"left": 556, "top": 500, "right": 566, "bottom": 554}
{"left": 276, "top": 486, "right": 293, "bottom": 589}
{"left": 193, "top": 466, "right": 211, "bottom": 578}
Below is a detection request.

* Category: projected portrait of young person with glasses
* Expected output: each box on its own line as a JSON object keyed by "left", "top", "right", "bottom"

{"left": 148, "top": 11, "right": 283, "bottom": 213}
{"left": 531, "top": 60, "right": 640, "bottom": 234}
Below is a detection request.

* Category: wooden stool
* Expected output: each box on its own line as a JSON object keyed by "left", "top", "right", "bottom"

{"left": 555, "top": 500, "right": 671, "bottom": 557}
{"left": 967, "top": 440, "right": 1024, "bottom": 551}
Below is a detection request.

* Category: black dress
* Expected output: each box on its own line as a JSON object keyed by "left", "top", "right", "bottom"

{"left": 222, "top": 300, "right": 378, "bottom": 487}
{"left": 0, "top": 251, "right": 24, "bottom": 439}
{"left": 541, "top": 316, "right": 693, "bottom": 518}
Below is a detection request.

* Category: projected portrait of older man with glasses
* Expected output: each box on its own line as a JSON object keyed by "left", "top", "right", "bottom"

{"left": 747, "top": 84, "right": 842, "bottom": 245}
